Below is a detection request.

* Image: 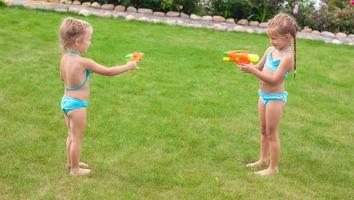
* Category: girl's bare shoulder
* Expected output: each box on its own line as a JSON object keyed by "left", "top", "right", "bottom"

{"left": 283, "top": 51, "right": 295, "bottom": 61}
{"left": 281, "top": 53, "right": 295, "bottom": 69}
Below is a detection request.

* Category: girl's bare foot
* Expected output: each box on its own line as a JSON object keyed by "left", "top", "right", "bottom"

{"left": 67, "top": 162, "right": 89, "bottom": 170}
{"left": 246, "top": 160, "right": 267, "bottom": 168}
{"left": 70, "top": 168, "right": 91, "bottom": 176}
{"left": 254, "top": 168, "right": 278, "bottom": 176}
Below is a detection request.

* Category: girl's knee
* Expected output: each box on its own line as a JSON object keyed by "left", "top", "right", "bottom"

{"left": 265, "top": 133, "right": 278, "bottom": 142}
{"left": 266, "top": 125, "right": 278, "bottom": 134}
{"left": 70, "top": 131, "right": 84, "bottom": 142}
{"left": 71, "top": 138, "right": 82, "bottom": 146}
{"left": 264, "top": 127, "right": 277, "bottom": 139}
{"left": 261, "top": 126, "right": 267, "bottom": 135}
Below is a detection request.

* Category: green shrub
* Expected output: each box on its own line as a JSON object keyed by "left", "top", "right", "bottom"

{"left": 326, "top": 6, "right": 353, "bottom": 34}
{"left": 139, "top": 0, "right": 164, "bottom": 10}
{"left": 0, "top": 0, "right": 6, "bottom": 7}
{"left": 328, "top": 0, "right": 350, "bottom": 9}
{"left": 155, "top": 0, "right": 198, "bottom": 13}
{"left": 208, "top": 0, "right": 285, "bottom": 21}
{"left": 247, "top": 0, "right": 285, "bottom": 22}
{"left": 80, "top": 0, "right": 198, "bottom": 13}
{"left": 281, "top": 0, "right": 353, "bottom": 34}
{"left": 77, "top": 0, "right": 353, "bottom": 34}
{"left": 210, "top": 0, "right": 250, "bottom": 19}
{"left": 281, "top": 0, "right": 316, "bottom": 29}
{"left": 174, "top": 0, "right": 199, "bottom": 14}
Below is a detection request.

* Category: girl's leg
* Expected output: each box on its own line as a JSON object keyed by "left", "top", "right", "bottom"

{"left": 67, "top": 108, "right": 90, "bottom": 175}
{"left": 64, "top": 115, "right": 71, "bottom": 168}
{"left": 258, "top": 98, "right": 269, "bottom": 163}
{"left": 247, "top": 98, "right": 268, "bottom": 167}
{"left": 65, "top": 115, "right": 89, "bottom": 170}
{"left": 255, "top": 100, "right": 284, "bottom": 176}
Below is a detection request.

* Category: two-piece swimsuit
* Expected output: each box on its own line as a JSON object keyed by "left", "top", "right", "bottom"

{"left": 60, "top": 50, "right": 92, "bottom": 114}
{"left": 258, "top": 48, "right": 289, "bottom": 105}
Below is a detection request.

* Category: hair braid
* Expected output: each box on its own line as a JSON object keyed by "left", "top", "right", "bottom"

{"left": 292, "top": 17, "right": 299, "bottom": 79}
{"left": 268, "top": 13, "right": 300, "bottom": 79}
{"left": 294, "top": 38, "right": 297, "bottom": 78}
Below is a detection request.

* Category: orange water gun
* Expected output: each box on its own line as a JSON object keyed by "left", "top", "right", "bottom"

{"left": 124, "top": 52, "right": 144, "bottom": 62}
{"left": 223, "top": 50, "right": 259, "bottom": 65}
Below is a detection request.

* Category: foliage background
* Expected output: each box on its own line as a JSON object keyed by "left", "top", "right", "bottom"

{"left": 79, "top": 0, "right": 353, "bottom": 34}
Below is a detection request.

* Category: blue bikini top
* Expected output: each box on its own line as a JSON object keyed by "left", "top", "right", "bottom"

{"left": 265, "top": 48, "right": 289, "bottom": 78}
{"left": 64, "top": 50, "right": 92, "bottom": 91}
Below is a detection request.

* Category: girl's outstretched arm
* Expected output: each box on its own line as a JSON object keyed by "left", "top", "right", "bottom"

{"left": 82, "top": 58, "right": 138, "bottom": 76}
{"left": 239, "top": 54, "right": 293, "bottom": 84}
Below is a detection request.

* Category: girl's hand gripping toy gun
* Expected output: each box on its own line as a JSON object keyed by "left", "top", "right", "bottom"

{"left": 223, "top": 50, "right": 259, "bottom": 65}
{"left": 124, "top": 52, "right": 144, "bottom": 69}
{"left": 124, "top": 52, "right": 144, "bottom": 62}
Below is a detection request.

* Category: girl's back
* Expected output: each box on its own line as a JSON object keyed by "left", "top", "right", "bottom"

{"left": 60, "top": 54, "right": 90, "bottom": 99}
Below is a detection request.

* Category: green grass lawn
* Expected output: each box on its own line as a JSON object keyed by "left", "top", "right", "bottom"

{"left": 0, "top": 5, "right": 353, "bottom": 199}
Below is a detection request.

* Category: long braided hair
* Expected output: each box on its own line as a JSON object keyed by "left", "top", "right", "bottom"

{"left": 267, "top": 13, "right": 300, "bottom": 78}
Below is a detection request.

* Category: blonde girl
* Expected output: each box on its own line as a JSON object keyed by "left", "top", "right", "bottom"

{"left": 59, "top": 17, "right": 138, "bottom": 176}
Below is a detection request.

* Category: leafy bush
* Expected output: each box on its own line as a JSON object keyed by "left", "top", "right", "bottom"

{"left": 174, "top": 0, "right": 199, "bottom": 14}
{"left": 140, "top": 0, "right": 163, "bottom": 10}
{"left": 281, "top": 0, "right": 317, "bottom": 29}
{"left": 207, "top": 0, "right": 285, "bottom": 21}
{"left": 150, "top": 0, "right": 199, "bottom": 13}
{"left": 247, "top": 0, "right": 285, "bottom": 22}
{"left": 328, "top": 0, "right": 350, "bottom": 9}
{"left": 0, "top": 0, "right": 6, "bottom": 7}
{"left": 209, "top": 0, "right": 250, "bottom": 19}
{"left": 326, "top": 4, "right": 353, "bottom": 34}
{"left": 77, "top": 0, "right": 353, "bottom": 34}
{"left": 282, "top": 0, "right": 353, "bottom": 34}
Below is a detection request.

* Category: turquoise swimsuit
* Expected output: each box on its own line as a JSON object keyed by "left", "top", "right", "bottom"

{"left": 265, "top": 49, "right": 289, "bottom": 78}
{"left": 60, "top": 50, "right": 91, "bottom": 114}
{"left": 61, "top": 95, "right": 88, "bottom": 114}
{"left": 259, "top": 48, "right": 289, "bottom": 105}
{"left": 258, "top": 90, "right": 288, "bottom": 105}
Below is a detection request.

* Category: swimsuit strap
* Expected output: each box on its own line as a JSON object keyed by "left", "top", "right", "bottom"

{"left": 67, "top": 50, "right": 81, "bottom": 56}
{"left": 65, "top": 69, "right": 91, "bottom": 91}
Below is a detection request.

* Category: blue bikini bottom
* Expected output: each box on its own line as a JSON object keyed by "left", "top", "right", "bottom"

{"left": 258, "top": 90, "right": 288, "bottom": 105}
{"left": 61, "top": 95, "right": 88, "bottom": 114}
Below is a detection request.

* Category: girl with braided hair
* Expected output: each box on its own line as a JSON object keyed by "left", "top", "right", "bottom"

{"left": 238, "top": 13, "right": 300, "bottom": 176}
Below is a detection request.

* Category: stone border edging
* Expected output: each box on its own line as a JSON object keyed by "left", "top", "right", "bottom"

{"left": 6, "top": 0, "right": 354, "bottom": 46}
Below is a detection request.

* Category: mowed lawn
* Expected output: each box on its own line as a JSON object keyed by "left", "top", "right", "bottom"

{"left": 0, "top": 5, "right": 353, "bottom": 200}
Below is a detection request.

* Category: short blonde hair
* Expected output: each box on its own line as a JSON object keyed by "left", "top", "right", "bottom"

{"left": 59, "top": 17, "right": 92, "bottom": 51}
